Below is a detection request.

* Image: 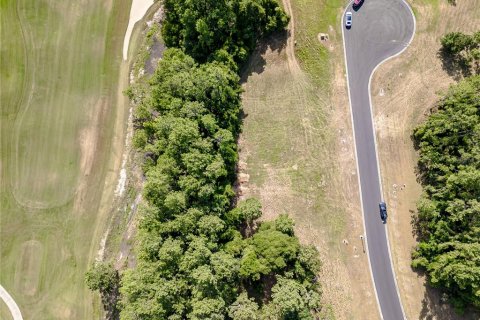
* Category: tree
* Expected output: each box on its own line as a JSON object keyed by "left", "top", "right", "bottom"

{"left": 162, "top": 0, "right": 289, "bottom": 64}
{"left": 210, "top": 250, "right": 240, "bottom": 281}
{"left": 271, "top": 277, "right": 321, "bottom": 320}
{"left": 113, "top": 1, "right": 325, "bottom": 317}
{"left": 157, "top": 238, "right": 185, "bottom": 278}
{"left": 85, "top": 262, "right": 118, "bottom": 293}
{"left": 440, "top": 31, "right": 480, "bottom": 74}
{"left": 240, "top": 228, "right": 300, "bottom": 279}
{"left": 228, "top": 292, "right": 259, "bottom": 320}
{"left": 85, "top": 262, "right": 120, "bottom": 319}
{"left": 295, "top": 245, "right": 322, "bottom": 283}
{"left": 271, "top": 214, "right": 295, "bottom": 235}
{"left": 188, "top": 297, "right": 226, "bottom": 320}
{"left": 120, "top": 266, "right": 188, "bottom": 319}
{"left": 191, "top": 265, "right": 218, "bottom": 298}
{"left": 441, "top": 32, "right": 473, "bottom": 54}
{"left": 226, "top": 198, "right": 262, "bottom": 229}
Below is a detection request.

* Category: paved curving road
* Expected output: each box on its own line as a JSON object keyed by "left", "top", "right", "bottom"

{"left": 341, "top": 0, "right": 415, "bottom": 319}
{"left": 0, "top": 284, "right": 23, "bottom": 320}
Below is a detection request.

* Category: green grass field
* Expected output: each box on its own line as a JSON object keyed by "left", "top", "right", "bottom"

{"left": 0, "top": 0, "right": 131, "bottom": 318}
{"left": 241, "top": 0, "right": 346, "bottom": 254}
{"left": 292, "top": 0, "right": 344, "bottom": 87}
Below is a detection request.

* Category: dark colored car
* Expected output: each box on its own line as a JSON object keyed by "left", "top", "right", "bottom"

{"left": 379, "top": 202, "right": 388, "bottom": 222}
{"left": 353, "top": 0, "right": 363, "bottom": 6}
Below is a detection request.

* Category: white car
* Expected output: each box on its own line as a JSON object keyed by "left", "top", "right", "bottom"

{"left": 345, "top": 12, "right": 352, "bottom": 28}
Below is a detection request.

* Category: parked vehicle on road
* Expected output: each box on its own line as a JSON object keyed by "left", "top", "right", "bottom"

{"left": 345, "top": 12, "right": 352, "bottom": 28}
{"left": 379, "top": 202, "right": 388, "bottom": 222}
{"left": 353, "top": 0, "right": 363, "bottom": 6}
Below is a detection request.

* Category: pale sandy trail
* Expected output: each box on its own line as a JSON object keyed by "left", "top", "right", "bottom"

{"left": 122, "top": 0, "right": 154, "bottom": 60}
{"left": 281, "top": 0, "right": 301, "bottom": 75}
{"left": 0, "top": 285, "right": 23, "bottom": 320}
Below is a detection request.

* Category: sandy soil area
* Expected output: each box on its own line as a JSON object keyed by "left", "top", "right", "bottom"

{"left": 123, "top": 0, "right": 154, "bottom": 60}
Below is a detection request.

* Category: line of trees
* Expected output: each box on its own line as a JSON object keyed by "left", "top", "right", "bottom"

{"left": 411, "top": 75, "right": 480, "bottom": 312}
{"left": 88, "top": 0, "right": 325, "bottom": 319}
{"left": 162, "top": 0, "right": 289, "bottom": 65}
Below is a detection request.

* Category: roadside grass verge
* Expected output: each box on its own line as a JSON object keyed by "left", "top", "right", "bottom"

{"left": 291, "top": 0, "right": 344, "bottom": 86}
{"left": 241, "top": 67, "right": 345, "bottom": 242}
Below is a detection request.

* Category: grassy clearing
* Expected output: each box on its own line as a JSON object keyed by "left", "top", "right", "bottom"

{"left": 0, "top": 298, "right": 13, "bottom": 320}
{"left": 0, "top": 0, "right": 131, "bottom": 318}
{"left": 371, "top": 0, "right": 480, "bottom": 318}
{"left": 239, "top": 0, "right": 379, "bottom": 318}
{"left": 241, "top": 60, "right": 348, "bottom": 248}
{"left": 292, "top": 0, "right": 344, "bottom": 86}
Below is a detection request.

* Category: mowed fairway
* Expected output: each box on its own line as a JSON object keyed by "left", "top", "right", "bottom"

{"left": 1, "top": 0, "right": 130, "bottom": 318}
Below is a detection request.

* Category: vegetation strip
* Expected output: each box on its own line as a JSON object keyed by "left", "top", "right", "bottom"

{"left": 88, "top": 0, "right": 326, "bottom": 319}
{"left": 412, "top": 43, "right": 480, "bottom": 312}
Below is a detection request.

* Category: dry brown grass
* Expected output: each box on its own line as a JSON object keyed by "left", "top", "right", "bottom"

{"left": 238, "top": 0, "right": 379, "bottom": 318}
{"left": 371, "top": 0, "right": 480, "bottom": 318}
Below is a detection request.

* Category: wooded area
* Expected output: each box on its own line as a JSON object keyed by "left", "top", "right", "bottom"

{"left": 87, "top": 1, "right": 325, "bottom": 319}
{"left": 412, "top": 74, "right": 480, "bottom": 311}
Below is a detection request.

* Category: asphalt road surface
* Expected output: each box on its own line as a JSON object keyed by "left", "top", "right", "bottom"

{"left": 342, "top": 0, "right": 415, "bottom": 319}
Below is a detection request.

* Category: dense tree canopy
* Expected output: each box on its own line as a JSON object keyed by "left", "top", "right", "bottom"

{"left": 162, "top": 0, "right": 289, "bottom": 64}
{"left": 87, "top": 0, "right": 326, "bottom": 318}
{"left": 119, "top": 46, "right": 323, "bottom": 319}
{"left": 412, "top": 75, "right": 480, "bottom": 311}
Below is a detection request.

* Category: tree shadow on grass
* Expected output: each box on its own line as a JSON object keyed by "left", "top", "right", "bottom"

{"left": 418, "top": 278, "right": 480, "bottom": 320}
{"left": 239, "top": 29, "right": 288, "bottom": 84}
{"left": 233, "top": 29, "right": 287, "bottom": 201}
{"left": 437, "top": 48, "right": 472, "bottom": 81}
{"left": 236, "top": 29, "right": 288, "bottom": 131}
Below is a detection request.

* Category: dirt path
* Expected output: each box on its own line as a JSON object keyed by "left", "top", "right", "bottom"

{"left": 0, "top": 285, "right": 23, "bottom": 320}
{"left": 281, "top": 0, "right": 302, "bottom": 75}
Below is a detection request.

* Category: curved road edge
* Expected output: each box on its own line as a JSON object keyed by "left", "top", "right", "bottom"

{"left": 340, "top": 0, "right": 416, "bottom": 319}
{"left": 0, "top": 285, "right": 23, "bottom": 320}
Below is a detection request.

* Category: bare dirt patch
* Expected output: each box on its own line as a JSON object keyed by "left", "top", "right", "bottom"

{"left": 371, "top": 1, "right": 480, "bottom": 318}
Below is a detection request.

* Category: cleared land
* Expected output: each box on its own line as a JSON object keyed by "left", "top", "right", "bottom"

{"left": 0, "top": 0, "right": 131, "bottom": 318}
{"left": 238, "top": 0, "right": 379, "bottom": 318}
{"left": 370, "top": 0, "right": 480, "bottom": 319}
